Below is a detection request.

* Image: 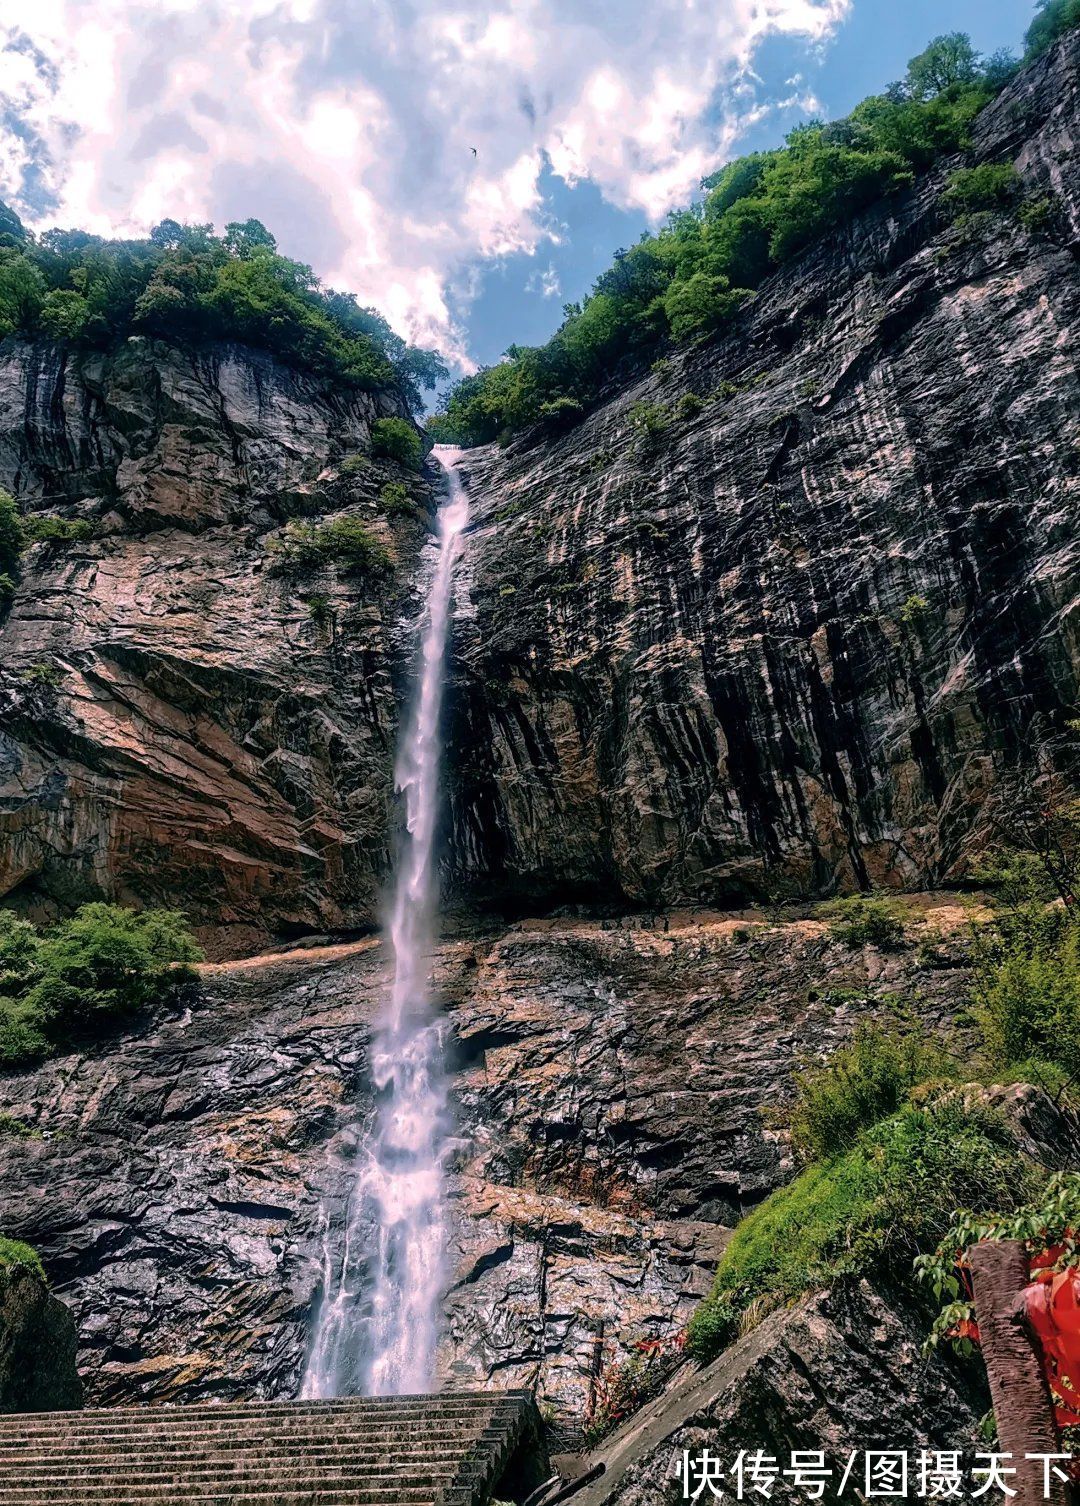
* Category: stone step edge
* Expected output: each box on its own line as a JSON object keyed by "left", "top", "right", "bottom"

{"left": 0, "top": 1391, "right": 532, "bottom": 1425}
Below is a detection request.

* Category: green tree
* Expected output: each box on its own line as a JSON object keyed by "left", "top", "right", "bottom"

{"left": 905, "top": 33, "right": 982, "bottom": 98}
{"left": 1026, "top": 0, "right": 1080, "bottom": 57}
{"left": 0, "top": 251, "right": 45, "bottom": 335}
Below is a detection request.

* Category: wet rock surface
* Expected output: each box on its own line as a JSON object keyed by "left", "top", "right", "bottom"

{"left": 0, "top": 903, "right": 977, "bottom": 1421}
{"left": 446, "top": 32, "right": 1080, "bottom": 911}
{"left": 0, "top": 337, "right": 431, "bottom": 950}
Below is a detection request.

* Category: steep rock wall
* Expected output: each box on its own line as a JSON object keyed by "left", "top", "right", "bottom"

{"left": 0, "top": 903, "right": 977, "bottom": 1421}
{"left": 0, "top": 337, "right": 431, "bottom": 948}
{"left": 446, "top": 32, "right": 1080, "bottom": 910}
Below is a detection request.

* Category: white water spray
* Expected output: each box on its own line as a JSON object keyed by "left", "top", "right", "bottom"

{"left": 303, "top": 447, "right": 469, "bottom": 1398}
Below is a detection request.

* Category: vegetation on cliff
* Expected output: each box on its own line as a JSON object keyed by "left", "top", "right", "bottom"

{"left": 0, "top": 1238, "right": 43, "bottom": 1278}
{"left": 686, "top": 1098, "right": 1040, "bottom": 1361}
{"left": 0, "top": 209, "right": 446, "bottom": 411}
{"left": 429, "top": 10, "right": 1076, "bottom": 447}
{"left": 0, "top": 904, "right": 202, "bottom": 1066}
{"left": 690, "top": 822, "right": 1080, "bottom": 1363}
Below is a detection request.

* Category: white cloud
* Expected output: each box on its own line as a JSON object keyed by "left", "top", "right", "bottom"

{"left": 1, "top": 0, "right": 851, "bottom": 367}
{"left": 526, "top": 263, "right": 561, "bottom": 299}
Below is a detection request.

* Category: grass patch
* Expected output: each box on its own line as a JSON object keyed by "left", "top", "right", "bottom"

{"left": 788, "top": 1023, "right": 955, "bottom": 1163}
{"left": 826, "top": 895, "right": 907, "bottom": 948}
{"left": 687, "top": 1098, "right": 1042, "bottom": 1362}
{"left": 0, "top": 1238, "right": 45, "bottom": 1279}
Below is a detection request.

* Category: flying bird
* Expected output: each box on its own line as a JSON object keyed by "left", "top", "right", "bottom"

{"left": 470, "top": 146, "right": 477, "bottom": 156}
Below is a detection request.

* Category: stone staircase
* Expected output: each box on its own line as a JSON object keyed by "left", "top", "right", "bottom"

{"left": 0, "top": 1391, "right": 547, "bottom": 1506}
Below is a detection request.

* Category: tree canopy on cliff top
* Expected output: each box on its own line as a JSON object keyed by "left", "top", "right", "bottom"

{"left": 0, "top": 212, "right": 447, "bottom": 413}
{"left": 428, "top": 8, "right": 1075, "bottom": 447}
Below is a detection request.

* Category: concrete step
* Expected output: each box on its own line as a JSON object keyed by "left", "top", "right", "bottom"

{"left": 0, "top": 1391, "right": 541, "bottom": 1506}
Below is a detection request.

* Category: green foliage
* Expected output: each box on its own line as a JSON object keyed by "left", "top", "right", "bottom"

{"left": 538, "top": 396, "right": 585, "bottom": 431}
{"left": 306, "top": 593, "right": 333, "bottom": 629}
{"left": 0, "top": 904, "right": 202, "bottom": 1067}
{"left": 1018, "top": 195, "right": 1056, "bottom": 232}
{"left": 788, "top": 1023, "right": 954, "bottom": 1163}
{"left": 628, "top": 401, "right": 670, "bottom": 444}
{"left": 430, "top": 31, "right": 1008, "bottom": 446}
{"left": 21, "top": 515, "right": 96, "bottom": 544}
{"left": 268, "top": 517, "right": 393, "bottom": 581}
{"left": 1026, "top": 0, "right": 1080, "bottom": 59}
{"left": 0, "top": 210, "right": 446, "bottom": 409}
{"left": 0, "top": 489, "right": 24, "bottom": 590}
{"left": 675, "top": 392, "right": 705, "bottom": 422}
{"left": 974, "top": 911, "right": 1080, "bottom": 1081}
{"left": 918, "top": 1172, "right": 1080, "bottom": 1351}
{"left": 379, "top": 481, "right": 414, "bottom": 516}
{"left": 0, "top": 1237, "right": 45, "bottom": 1278}
{"left": 687, "top": 1100, "right": 1040, "bottom": 1362}
{"left": 827, "top": 895, "right": 907, "bottom": 948}
{"left": 370, "top": 417, "right": 423, "bottom": 470}
{"left": 943, "top": 164, "right": 1021, "bottom": 217}
{"left": 899, "top": 593, "right": 930, "bottom": 626}
{"left": 905, "top": 34, "right": 982, "bottom": 98}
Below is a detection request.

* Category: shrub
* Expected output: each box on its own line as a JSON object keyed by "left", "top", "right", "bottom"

{"left": 788, "top": 1023, "right": 954, "bottom": 1163}
{"left": 0, "top": 1237, "right": 44, "bottom": 1278}
{"left": 943, "top": 163, "right": 1021, "bottom": 217}
{"left": 0, "top": 904, "right": 202, "bottom": 1065}
{"left": 974, "top": 916, "right": 1080, "bottom": 1080}
{"left": 22, "top": 516, "right": 96, "bottom": 544}
{"left": 314, "top": 517, "right": 393, "bottom": 577}
{"left": 538, "top": 396, "right": 585, "bottom": 431}
{"left": 379, "top": 482, "right": 413, "bottom": 517}
{"left": 899, "top": 593, "right": 930, "bottom": 626}
{"left": 675, "top": 393, "right": 705, "bottom": 422}
{"left": 370, "top": 417, "right": 422, "bottom": 470}
{"left": 628, "top": 401, "right": 670, "bottom": 444}
{"left": 686, "top": 1100, "right": 1040, "bottom": 1362}
{"left": 268, "top": 517, "right": 392, "bottom": 581}
{"left": 338, "top": 454, "right": 369, "bottom": 477}
{"left": 1018, "top": 195, "right": 1055, "bottom": 233}
{"left": 0, "top": 489, "right": 24, "bottom": 586}
{"left": 306, "top": 593, "right": 332, "bottom": 629}
{"left": 827, "top": 896, "right": 906, "bottom": 948}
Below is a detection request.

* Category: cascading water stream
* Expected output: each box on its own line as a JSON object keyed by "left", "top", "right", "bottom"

{"left": 303, "top": 446, "right": 469, "bottom": 1398}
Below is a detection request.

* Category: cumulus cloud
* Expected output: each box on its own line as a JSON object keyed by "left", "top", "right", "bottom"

{"left": 1, "top": 0, "right": 850, "bottom": 366}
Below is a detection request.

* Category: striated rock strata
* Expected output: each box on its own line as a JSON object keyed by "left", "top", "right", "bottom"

{"left": 446, "top": 31, "right": 1080, "bottom": 910}
{"left": 0, "top": 902, "right": 977, "bottom": 1421}
{"left": 0, "top": 336, "right": 431, "bottom": 949}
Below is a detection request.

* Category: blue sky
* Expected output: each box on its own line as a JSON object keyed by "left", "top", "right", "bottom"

{"left": 463, "top": 0, "right": 1029, "bottom": 368}
{"left": 0, "top": 0, "right": 1032, "bottom": 374}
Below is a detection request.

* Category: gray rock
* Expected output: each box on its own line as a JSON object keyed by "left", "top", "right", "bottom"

{"left": 444, "top": 31, "right": 1080, "bottom": 911}
{"left": 0, "top": 337, "right": 432, "bottom": 949}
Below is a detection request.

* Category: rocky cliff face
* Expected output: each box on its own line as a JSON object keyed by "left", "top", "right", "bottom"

{"left": 0, "top": 1263, "right": 83, "bottom": 1414}
{"left": 446, "top": 31, "right": 1080, "bottom": 911}
{"left": 0, "top": 900, "right": 977, "bottom": 1422}
{"left": 0, "top": 337, "right": 431, "bottom": 951}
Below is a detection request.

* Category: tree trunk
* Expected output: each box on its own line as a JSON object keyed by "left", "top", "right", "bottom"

{"left": 968, "top": 1238, "right": 1069, "bottom": 1506}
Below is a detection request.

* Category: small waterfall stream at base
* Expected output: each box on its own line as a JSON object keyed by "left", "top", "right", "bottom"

{"left": 303, "top": 446, "right": 469, "bottom": 1398}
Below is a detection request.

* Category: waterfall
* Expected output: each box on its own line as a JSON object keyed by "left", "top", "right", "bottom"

{"left": 303, "top": 445, "right": 469, "bottom": 1398}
